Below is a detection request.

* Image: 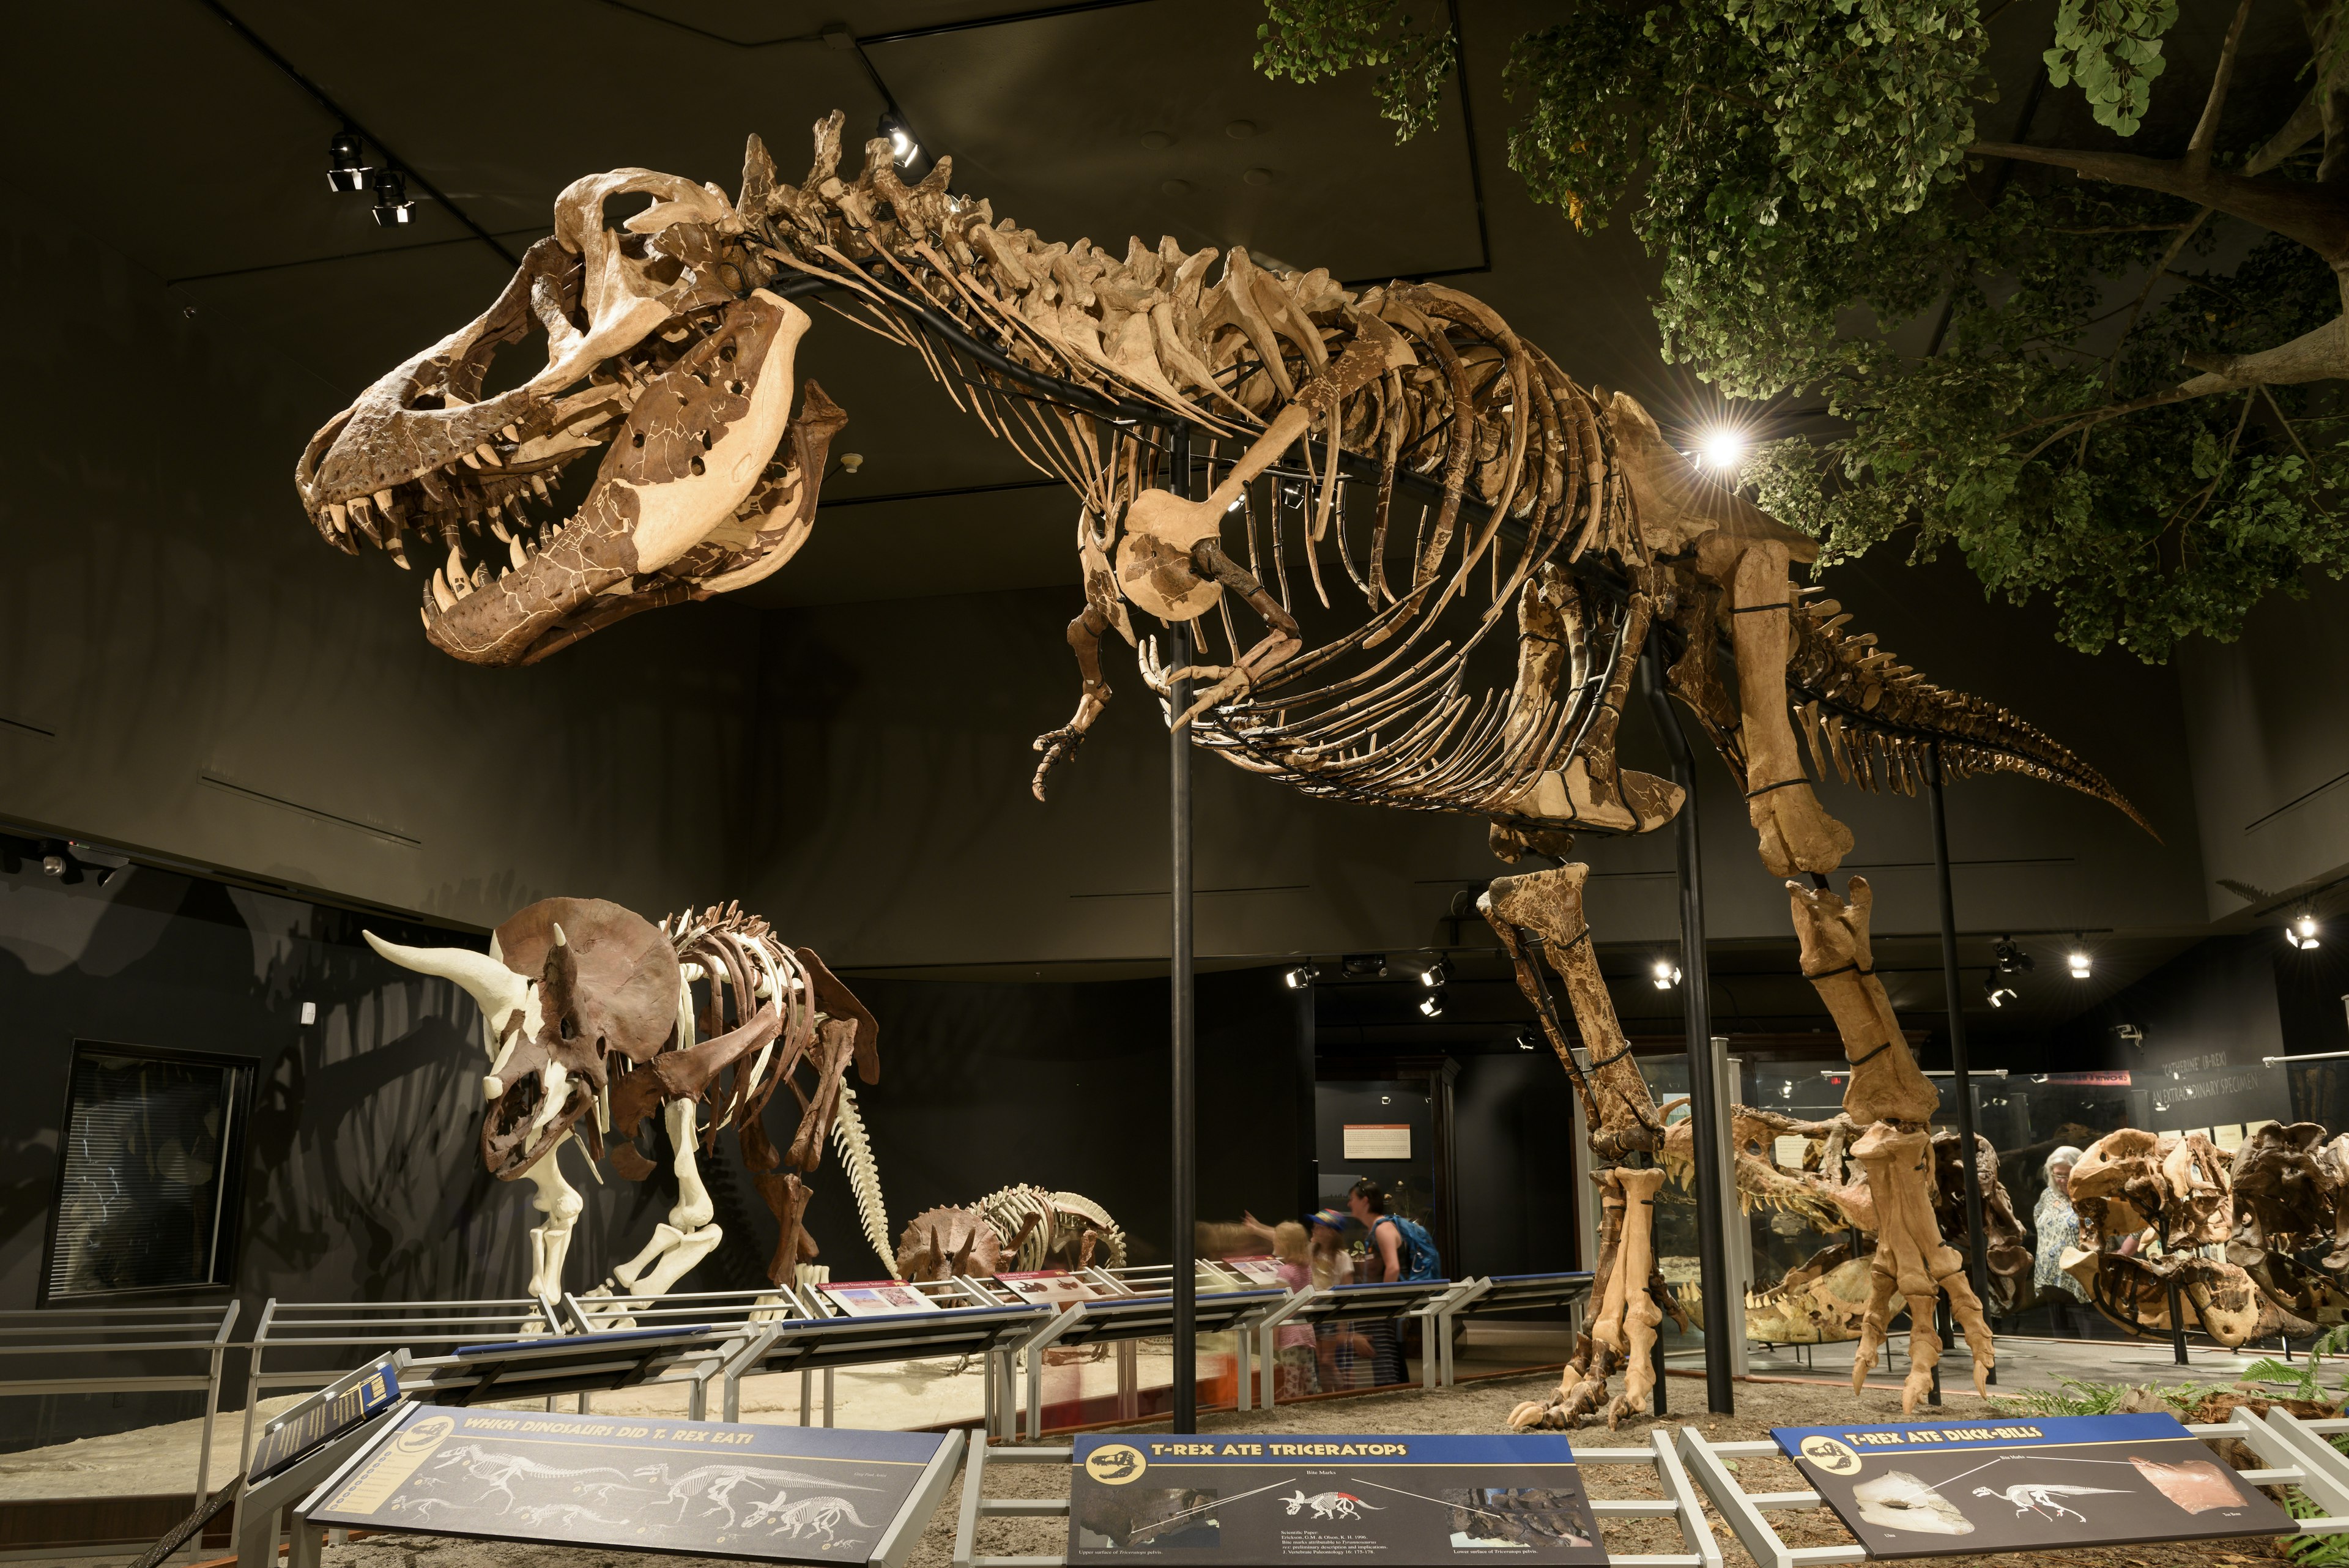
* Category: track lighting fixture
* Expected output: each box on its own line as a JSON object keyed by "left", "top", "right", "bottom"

{"left": 1983, "top": 975, "right": 2017, "bottom": 1008}
{"left": 1651, "top": 958, "right": 1681, "bottom": 990}
{"left": 1992, "top": 937, "right": 2033, "bottom": 976}
{"left": 878, "top": 112, "right": 918, "bottom": 166}
{"left": 1420, "top": 956, "right": 1450, "bottom": 989}
{"left": 2068, "top": 946, "right": 2091, "bottom": 980}
{"left": 1417, "top": 988, "right": 1447, "bottom": 1018}
{"left": 1341, "top": 953, "right": 1387, "bottom": 979}
{"left": 326, "top": 129, "right": 371, "bottom": 193}
{"left": 1282, "top": 964, "right": 1313, "bottom": 990}
{"left": 371, "top": 168, "right": 413, "bottom": 226}
{"left": 1515, "top": 1030, "right": 1538, "bottom": 1051}
{"left": 2287, "top": 912, "right": 2322, "bottom": 950}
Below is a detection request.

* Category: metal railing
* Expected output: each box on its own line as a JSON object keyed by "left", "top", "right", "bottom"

{"left": 0, "top": 1301, "right": 240, "bottom": 1503}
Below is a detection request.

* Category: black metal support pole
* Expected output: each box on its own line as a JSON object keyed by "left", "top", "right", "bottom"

{"left": 1924, "top": 743, "right": 1994, "bottom": 1384}
{"left": 1170, "top": 429, "right": 1198, "bottom": 1436}
{"left": 1639, "top": 645, "right": 1733, "bottom": 1415}
{"left": 2167, "top": 1279, "right": 2191, "bottom": 1365}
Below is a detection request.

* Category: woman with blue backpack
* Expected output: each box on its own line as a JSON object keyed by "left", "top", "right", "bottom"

{"left": 1346, "top": 1179, "right": 1442, "bottom": 1384}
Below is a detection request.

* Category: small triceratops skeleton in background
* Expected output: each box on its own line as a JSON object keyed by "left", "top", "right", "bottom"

{"left": 366, "top": 898, "right": 875, "bottom": 1312}
{"left": 821, "top": 1085, "right": 1129, "bottom": 1284}
{"left": 300, "top": 116, "right": 2148, "bottom": 1415}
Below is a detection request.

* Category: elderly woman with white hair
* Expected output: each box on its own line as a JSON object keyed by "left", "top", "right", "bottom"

{"left": 2034, "top": 1145, "right": 2090, "bottom": 1329}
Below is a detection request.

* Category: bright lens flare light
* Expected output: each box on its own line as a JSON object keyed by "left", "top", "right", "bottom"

{"left": 1696, "top": 428, "right": 1746, "bottom": 471}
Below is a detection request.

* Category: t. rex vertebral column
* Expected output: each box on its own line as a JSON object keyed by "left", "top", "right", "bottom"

{"left": 368, "top": 898, "right": 877, "bottom": 1312}
{"left": 300, "top": 117, "right": 2149, "bottom": 1409}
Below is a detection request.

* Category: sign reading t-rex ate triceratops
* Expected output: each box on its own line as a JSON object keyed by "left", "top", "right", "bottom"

{"left": 300, "top": 115, "right": 2153, "bottom": 1421}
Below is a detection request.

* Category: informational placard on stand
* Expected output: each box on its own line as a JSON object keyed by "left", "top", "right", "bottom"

{"left": 1067, "top": 1433, "right": 1605, "bottom": 1564}
{"left": 309, "top": 1401, "right": 956, "bottom": 1565}
{"left": 1775, "top": 1413, "right": 2294, "bottom": 1557}
{"left": 823, "top": 1280, "right": 940, "bottom": 1317}
{"left": 251, "top": 1359, "right": 400, "bottom": 1482}
{"left": 999, "top": 1271, "right": 1099, "bottom": 1306}
{"left": 1224, "top": 1257, "right": 1288, "bottom": 1288}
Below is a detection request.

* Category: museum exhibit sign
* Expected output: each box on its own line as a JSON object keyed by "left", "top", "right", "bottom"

{"left": 308, "top": 1401, "right": 960, "bottom": 1566}
{"left": 1775, "top": 1413, "right": 2295, "bottom": 1556}
{"left": 1066, "top": 1433, "right": 1608, "bottom": 1563}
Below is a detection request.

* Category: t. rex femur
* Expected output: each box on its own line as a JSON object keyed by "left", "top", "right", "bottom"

{"left": 299, "top": 116, "right": 2149, "bottom": 1415}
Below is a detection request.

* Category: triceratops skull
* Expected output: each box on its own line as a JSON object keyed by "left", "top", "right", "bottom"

{"left": 295, "top": 164, "right": 847, "bottom": 666}
{"left": 366, "top": 897, "right": 681, "bottom": 1179}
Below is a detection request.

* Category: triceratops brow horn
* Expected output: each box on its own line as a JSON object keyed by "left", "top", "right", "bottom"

{"left": 364, "top": 931, "right": 529, "bottom": 1031}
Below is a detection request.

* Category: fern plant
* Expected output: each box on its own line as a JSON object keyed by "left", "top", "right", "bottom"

{"left": 2243, "top": 1326, "right": 2349, "bottom": 1404}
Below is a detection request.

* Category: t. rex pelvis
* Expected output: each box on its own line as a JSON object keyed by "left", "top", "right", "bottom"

{"left": 295, "top": 115, "right": 2150, "bottom": 1416}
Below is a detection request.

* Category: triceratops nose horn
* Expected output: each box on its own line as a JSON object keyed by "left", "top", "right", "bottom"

{"left": 364, "top": 931, "right": 527, "bottom": 1022}
{"left": 552, "top": 923, "right": 566, "bottom": 946}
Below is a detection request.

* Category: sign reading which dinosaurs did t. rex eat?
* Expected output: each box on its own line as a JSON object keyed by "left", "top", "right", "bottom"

{"left": 1068, "top": 1434, "right": 1605, "bottom": 1564}
{"left": 1775, "top": 1413, "right": 2295, "bottom": 1558}
{"left": 307, "top": 1402, "right": 956, "bottom": 1566}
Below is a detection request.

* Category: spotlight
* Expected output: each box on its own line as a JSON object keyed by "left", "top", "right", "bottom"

{"left": 326, "top": 130, "right": 371, "bottom": 193}
{"left": 1341, "top": 953, "right": 1388, "bottom": 979}
{"left": 2287, "top": 913, "right": 2322, "bottom": 950}
{"left": 1417, "top": 988, "right": 1447, "bottom": 1018}
{"left": 371, "top": 168, "right": 413, "bottom": 226}
{"left": 1992, "top": 937, "right": 2033, "bottom": 976}
{"left": 1983, "top": 975, "right": 2017, "bottom": 1008}
{"left": 1695, "top": 428, "right": 1745, "bottom": 471}
{"left": 41, "top": 852, "right": 66, "bottom": 877}
{"left": 2068, "top": 948, "right": 2092, "bottom": 980}
{"left": 879, "top": 112, "right": 919, "bottom": 166}
{"left": 1651, "top": 959, "right": 1682, "bottom": 990}
{"left": 1420, "top": 957, "right": 1450, "bottom": 989}
{"left": 1515, "top": 1030, "right": 1539, "bottom": 1051}
{"left": 1282, "top": 964, "right": 1313, "bottom": 990}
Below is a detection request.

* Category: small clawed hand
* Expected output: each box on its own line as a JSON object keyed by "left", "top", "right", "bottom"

{"left": 1030, "top": 727, "right": 1084, "bottom": 800}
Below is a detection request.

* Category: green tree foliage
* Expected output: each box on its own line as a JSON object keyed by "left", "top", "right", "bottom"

{"left": 1258, "top": 0, "right": 2349, "bottom": 658}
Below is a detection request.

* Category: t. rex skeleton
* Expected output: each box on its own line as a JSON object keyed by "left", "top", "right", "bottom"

{"left": 298, "top": 117, "right": 2147, "bottom": 1416}
{"left": 366, "top": 897, "right": 876, "bottom": 1310}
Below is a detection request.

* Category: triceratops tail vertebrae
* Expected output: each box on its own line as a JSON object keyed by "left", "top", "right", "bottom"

{"left": 1783, "top": 592, "right": 2151, "bottom": 834}
{"left": 829, "top": 1083, "right": 898, "bottom": 1278}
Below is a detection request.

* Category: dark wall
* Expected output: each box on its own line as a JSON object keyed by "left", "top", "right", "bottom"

{"left": 829, "top": 967, "right": 1312, "bottom": 1274}
{"left": 0, "top": 185, "right": 762, "bottom": 928}
{"left": 1445, "top": 1055, "right": 1583, "bottom": 1279}
{"left": 2051, "top": 934, "right": 2298, "bottom": 1132}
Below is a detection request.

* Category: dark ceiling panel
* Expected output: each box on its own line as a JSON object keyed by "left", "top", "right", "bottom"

{"left": 871, "top": 0, "right": 1485, "bottom": 283}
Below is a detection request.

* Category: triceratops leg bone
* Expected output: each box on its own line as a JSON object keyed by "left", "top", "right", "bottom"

{"left": 522, "top": 1135, "right": 588, "bottom": 1306}
{"left": 613, "top": 1098, "right": 726, "bottom": 1299}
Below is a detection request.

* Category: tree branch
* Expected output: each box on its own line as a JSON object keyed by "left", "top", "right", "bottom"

{"left": 2247, "top": 87, "right": 2323, "bottom": 177}
{"left": 1971, "top": 141, "right": 2349, "bottom": 261}
{"left": 2186, "top": 0, "right": 2258, "bottom": 176}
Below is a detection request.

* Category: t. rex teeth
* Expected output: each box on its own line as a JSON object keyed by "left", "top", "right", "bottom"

{"left": 475, "top": 443, "right": 500, "bottom": 467}
{"left": 532, "top": 475, "right": 552, "bottom": 501}
{"left": 431, "top": 571, "right": 458, "bottom": 614}
{"left": 418, "top": 468, "right": 451, "bottom": 503}
{"left": 373, "top": 488, "right": 396, "bottom": 511}
{"left": 327, "top": 501, "right": 349, "bottom": 531}
{"left": 460, "top": 451, "right": 481, "bottom": 470}
{"left": 509, "top": 535, "right": 529, "bottom": 571}
{"left": 491, "top": 518, "right": 513, "bottom": 543}
{"left": 388, "top": 535, "right": 411, "bottom": 570}
{"left": 501, "top": 425, "right": 519, "bottom": 441}
{"left": 470, "top": 563, "right": 490, "bottom": 590}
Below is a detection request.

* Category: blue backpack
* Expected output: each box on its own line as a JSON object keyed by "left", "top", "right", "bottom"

{"left": 1375, "top": 1214, "right": 1443, "bottom": 1282}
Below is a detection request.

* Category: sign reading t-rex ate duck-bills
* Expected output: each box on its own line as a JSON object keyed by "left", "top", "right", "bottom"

{"left": 1067, "top": 1434, "right": 1606, "bottom": 1564}
{"left": 1775, "top": 1413, "right": 2294, "bottom": 1557}
{"left": 308, "top": 1402, "right": 956, "bottom": 1566}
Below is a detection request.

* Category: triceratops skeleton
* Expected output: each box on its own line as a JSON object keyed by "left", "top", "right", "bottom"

{"left": 366, "top": 898, "right": 875, "bottom": 1310}
{"left": 302, "top": 117, "right": 2148, "bottom": 1416}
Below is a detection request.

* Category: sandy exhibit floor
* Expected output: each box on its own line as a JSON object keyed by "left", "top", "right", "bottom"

{"left": 303, "top": 1370, "right": 2303, "bottom": 1568}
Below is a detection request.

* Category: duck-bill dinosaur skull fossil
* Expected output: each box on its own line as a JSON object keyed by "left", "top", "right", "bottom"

{"left": 294, "top": 169, "right": 847, "bottom": 666}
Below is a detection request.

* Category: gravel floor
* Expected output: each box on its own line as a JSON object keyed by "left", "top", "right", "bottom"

{"left": 315, "top": 1371, "right": 2303, "bottom": 1568}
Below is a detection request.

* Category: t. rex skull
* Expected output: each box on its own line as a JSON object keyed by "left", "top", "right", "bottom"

{"left": 295, "top": 162, "right": 847, "bottom": 665}
{"left": 366, "top": 897, "right": 680, "bottom": 1179}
